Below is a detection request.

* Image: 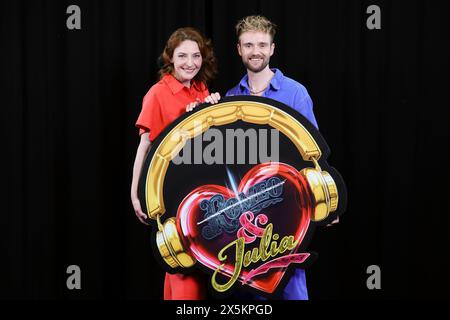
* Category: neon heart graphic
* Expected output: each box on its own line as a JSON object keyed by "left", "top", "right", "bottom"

{"left": 177, "top": 162, "right": 313, "bottom": 293}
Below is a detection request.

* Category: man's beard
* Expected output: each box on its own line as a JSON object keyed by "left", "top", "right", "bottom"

{"left": 243, "top": 55, "right": 270, "bottom": 73}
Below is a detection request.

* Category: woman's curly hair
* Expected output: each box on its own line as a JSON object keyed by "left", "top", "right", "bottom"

{"left": 158, "top": 27, "right": 217, "bottom": 84}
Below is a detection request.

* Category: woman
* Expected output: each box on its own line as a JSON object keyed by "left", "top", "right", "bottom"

{"left": 130, "top": 27, "right": 218, "bottom": 300}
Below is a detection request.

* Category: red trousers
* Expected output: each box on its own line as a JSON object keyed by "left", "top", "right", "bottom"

{"left": 163, "top": 272, "right": 206, "bottom": 300}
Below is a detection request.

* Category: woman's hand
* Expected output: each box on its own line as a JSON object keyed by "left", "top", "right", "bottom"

{"left": 130, "top": 132, "right": 152, "bottom": 225}
{"left": 185, "top": 93, "right": 222, "bottom": 112}
{"left": 204, "top": 92, "right": 221, "bottom": 104}
{"left": 186, "top": 99, "right": 200, "bottom": 112}
{"left": 131, "top": 195, "right": 149, "bottom": 225}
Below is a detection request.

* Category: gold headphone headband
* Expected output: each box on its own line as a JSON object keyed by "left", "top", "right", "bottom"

{"left": 145, "top": 101, "right": 322, "bottom": 220}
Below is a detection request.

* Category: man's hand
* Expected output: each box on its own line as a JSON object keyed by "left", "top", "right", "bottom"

{"left": 326, "top": 217, "right": 339, "bottom": 227}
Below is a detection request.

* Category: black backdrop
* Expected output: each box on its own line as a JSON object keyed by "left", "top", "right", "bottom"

{"left": 1, "top": 0, "right": 449, "bottom": 300}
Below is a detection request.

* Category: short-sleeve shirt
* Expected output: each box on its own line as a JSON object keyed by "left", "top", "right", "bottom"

{"left": 227, "top": 68, "right": 317, "bottom": 300}
{"left": 136, "top": 73, "right": 209, "bottom": 141}
{"left": 226, "top": 68, "right": 318, "bottom": 129}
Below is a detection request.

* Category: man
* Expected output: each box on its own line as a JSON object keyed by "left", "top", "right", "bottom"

{"left": 200, "top": 15, "right": 318, "bottom": 132}
{"left": 195, "top": 15, "right": 322, "bottom": 300}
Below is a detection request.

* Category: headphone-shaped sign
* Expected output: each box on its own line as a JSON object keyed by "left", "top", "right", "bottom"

{"left": 139, "top": 96, "right": 346, "bottom": 295}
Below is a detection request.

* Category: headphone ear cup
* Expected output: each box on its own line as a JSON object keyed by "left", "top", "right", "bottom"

{"left": 300, "top": 168, "right": 338, "bottom": 221}
{"left": 156, "top": 217, "right": 196, "bottom": 268}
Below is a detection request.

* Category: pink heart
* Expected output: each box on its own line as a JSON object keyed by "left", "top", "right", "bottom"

{"left": 177, "top": 162, "right": 312, "bottom": 293}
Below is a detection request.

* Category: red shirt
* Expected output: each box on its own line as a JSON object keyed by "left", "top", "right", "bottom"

{"left": 136, "top": 74, "right": 209, "bottom": 141}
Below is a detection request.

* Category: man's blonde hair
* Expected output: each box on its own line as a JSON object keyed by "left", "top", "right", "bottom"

{"left": 235, "top": 15, "right": 277, "bottom": 42}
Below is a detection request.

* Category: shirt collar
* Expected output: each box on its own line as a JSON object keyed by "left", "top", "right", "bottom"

{"left": 163, "top": 74, "right": 184, "bottom": 94}
{"left": 163, "top": 73, "right": 205, "bottom": 94}
{"left": 239, "top": 68, "right": 282, "bottom": 92}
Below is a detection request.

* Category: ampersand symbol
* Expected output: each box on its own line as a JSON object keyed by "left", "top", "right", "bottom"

{"left": 237, "top": 212, "right": 269, "bottom": 244}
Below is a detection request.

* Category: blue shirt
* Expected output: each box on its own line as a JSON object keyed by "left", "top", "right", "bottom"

{"left": 226, "top": 68, "right": 317, "bottom": 300}
{"left": 226, "top": 68, "right": 318, "bottom": 129}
